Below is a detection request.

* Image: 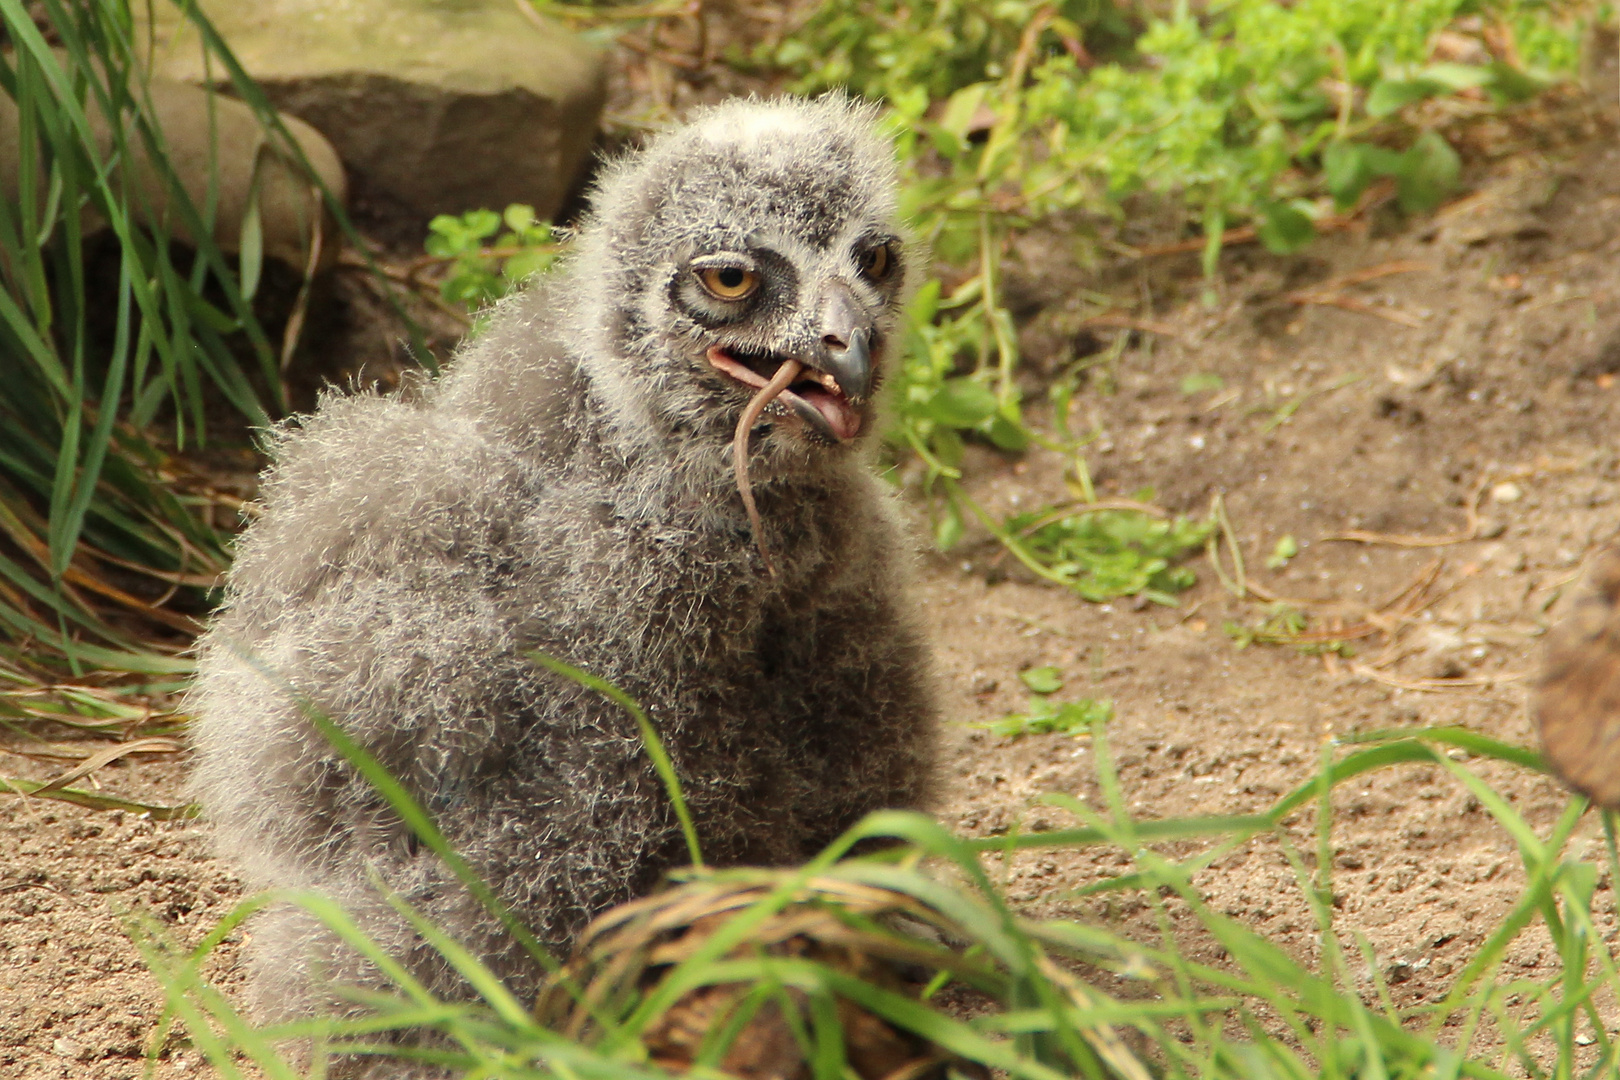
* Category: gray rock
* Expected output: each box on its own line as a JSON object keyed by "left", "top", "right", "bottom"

{"left": 0, "top": 65, "right": 344, "bottom": 272}
{"left": 140, "top": 0, "right": 608, "bottom": 224}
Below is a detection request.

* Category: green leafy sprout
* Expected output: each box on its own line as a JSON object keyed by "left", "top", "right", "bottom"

{"left": 1006, "top": 504, "right": 1215, "bottom": 604}
{"left": 426, "top": 203, "right": 560, "bottom": 309}
{"left": 1266, "top": 534, "right": 1300, "bottom": 570}
{"left": 986, "top": 695, "right": 1115, "bottom": 739}
{"left": 1020, "top": 664, "right": 1066, "bottom": 694}
{"left": 983, "top": 663, "right": 1115, "bottom": 738}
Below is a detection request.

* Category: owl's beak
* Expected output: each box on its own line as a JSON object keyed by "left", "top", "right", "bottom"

{"left": 811, "top": 283, "right": 875, "bottom": 404}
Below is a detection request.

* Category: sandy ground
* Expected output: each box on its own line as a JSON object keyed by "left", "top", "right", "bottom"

{"left": 9, "top": 70, "right": 1620, "bottom": 1080}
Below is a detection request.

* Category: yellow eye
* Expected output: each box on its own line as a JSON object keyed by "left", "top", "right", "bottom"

{"left": 697, "top": 266, "right": 760, "bottom": 300}
{"left": 860, "top": 243, "right": 892, "bottom": 281}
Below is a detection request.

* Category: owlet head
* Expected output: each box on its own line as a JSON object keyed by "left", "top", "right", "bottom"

{"left": 571, "top": 95, "right": 908, "bottom": 449}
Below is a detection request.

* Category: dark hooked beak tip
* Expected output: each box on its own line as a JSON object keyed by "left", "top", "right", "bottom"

{"left": 815, "top": 328, "right": 874, "bottom": 404}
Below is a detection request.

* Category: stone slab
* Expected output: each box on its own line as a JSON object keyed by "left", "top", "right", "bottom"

{"left": 140, "top": 0, "right": 608, "bottom": 224}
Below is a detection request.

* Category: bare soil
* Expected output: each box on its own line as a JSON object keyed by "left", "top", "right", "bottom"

{"left": 10, "top": 74, "right": 1620, "bottom": 1080}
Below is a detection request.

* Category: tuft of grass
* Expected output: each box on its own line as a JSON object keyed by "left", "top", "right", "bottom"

{"left": 0, "top": 0, "right": 321, "bottom": 682}
{"left": 0, "top": 652, "right": 197, "bottom": 815}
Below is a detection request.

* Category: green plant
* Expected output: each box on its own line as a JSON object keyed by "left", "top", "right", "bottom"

{"left": 1224, "top": 603, "right": 1356, "bottom": 656}
{"left": 425, "top": 203, "right": 560, "bottom": 310}
{"left": 762, "top": 0, "right": 1136, "bottom": 104}
{"left": 988, "top": 695, "right": 1114, "bottom": 738}
{"left": 888, "top": 278, "right": 1029, "bottom": 530}
{"left": 1020, "top": 665, "right": 1065, "bottom": 694}
{"left": 1009, "top": 503, "right": 1212, "bottom": 603}
{"left": 983, "top": 664, "right": 1114, "bottom": 738}
{"left": 786, "top": 0, "right": 1591, "bottom": 568}
{"left": 1265, "top": 535, "right": 1299, "bottom": 570}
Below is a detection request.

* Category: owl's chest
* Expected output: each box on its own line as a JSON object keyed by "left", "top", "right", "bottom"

{"left": 510, "top": 463, "right": 876, "bottom": 668}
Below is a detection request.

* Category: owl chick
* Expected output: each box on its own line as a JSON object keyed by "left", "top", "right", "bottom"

{"left": 188, "top": 96, "right": 937, "bottom": 1028}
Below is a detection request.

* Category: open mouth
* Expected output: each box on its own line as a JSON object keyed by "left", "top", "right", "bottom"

{"left": 706, "top": 345, "right": 864, "bottom": 443}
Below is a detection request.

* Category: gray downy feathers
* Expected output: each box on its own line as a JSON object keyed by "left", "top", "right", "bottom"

{"left": 188, "top": 94, "right": 938, "bottom": 1035}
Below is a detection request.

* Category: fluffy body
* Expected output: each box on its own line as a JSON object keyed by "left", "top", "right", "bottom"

{"left": 188, "top": 96, "right": 937, "bottom": 1026}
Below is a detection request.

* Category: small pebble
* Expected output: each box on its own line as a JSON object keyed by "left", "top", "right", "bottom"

{"left": 1490, "top": 482, "right": 1523, "bottom": 503}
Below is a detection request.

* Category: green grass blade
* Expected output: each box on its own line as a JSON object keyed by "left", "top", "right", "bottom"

{"left": 528, "top": 650, "right": 704, "bottom": 868}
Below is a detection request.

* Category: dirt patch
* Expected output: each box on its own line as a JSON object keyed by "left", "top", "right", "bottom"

{"left": 10, "top": 80, "right": 1620, "bottom": 1080}
{"left": 924, "top": 98, "right": 1620, "bottom": 1032}
{"left": 0, "top": 761, "right": 241, "bottom": 1079}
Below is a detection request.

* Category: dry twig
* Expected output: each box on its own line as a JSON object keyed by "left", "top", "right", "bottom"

{"left": 28, "top": 737, "right": 183, "bottom": 797}
{"left": 1075, "top": 312, "right": 1182, "bottom": 337}
{"left": 1325, "top": 473, "right": 1489, "bottom": 549}
{"left": 1283, "top": 260, "right": 1431, "bottom": 328}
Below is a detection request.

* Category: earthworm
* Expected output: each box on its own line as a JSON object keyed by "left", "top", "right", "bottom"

{"left": 733, "top": 358, "right": 804, "bottom": 577}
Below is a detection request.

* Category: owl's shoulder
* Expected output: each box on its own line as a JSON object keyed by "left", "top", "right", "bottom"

{"left": 434, "top": 280, "right": 593, "bottom": 465}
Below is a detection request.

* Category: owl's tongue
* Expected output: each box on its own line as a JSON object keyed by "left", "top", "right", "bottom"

{"left": 790, "top": 383, "right": 862, "bottom": 441}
